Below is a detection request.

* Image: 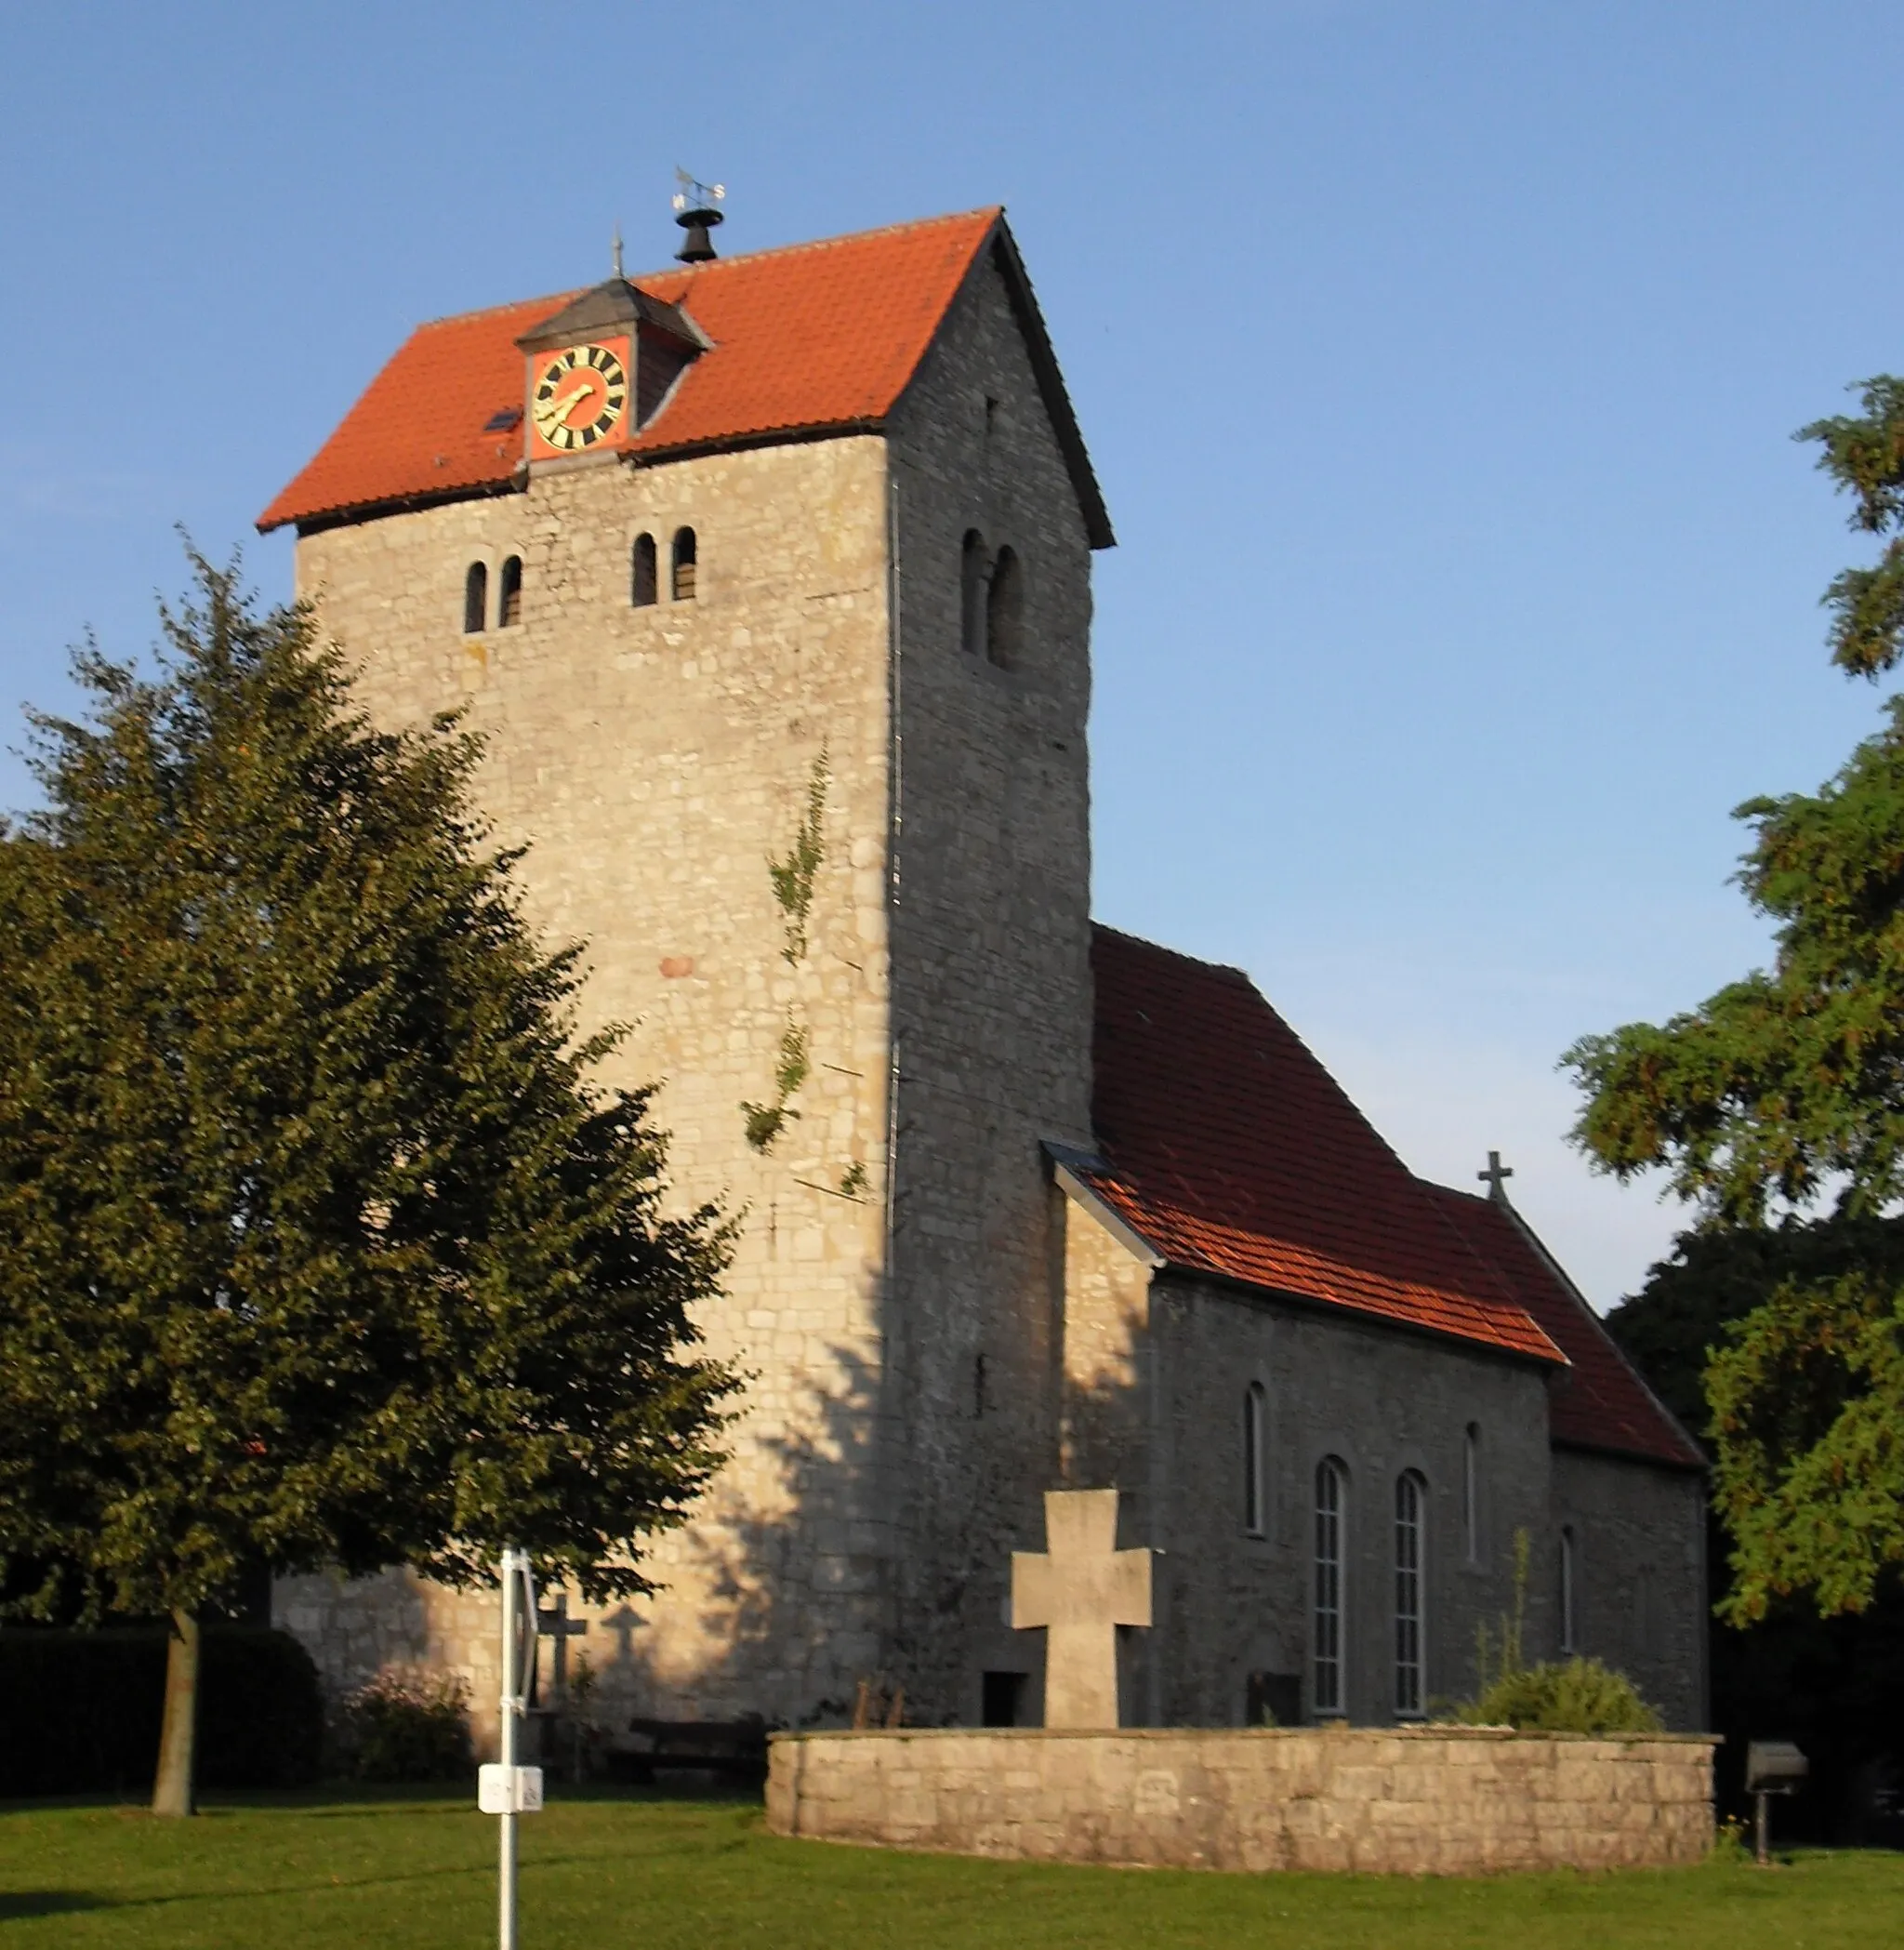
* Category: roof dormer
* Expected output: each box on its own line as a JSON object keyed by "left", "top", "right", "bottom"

{"left": 514, "top": 279, "right": 709, "bottom": 470}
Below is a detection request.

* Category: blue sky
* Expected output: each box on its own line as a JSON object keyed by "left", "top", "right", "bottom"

{"left": 4, "top": 1, "right": 1900, "bottom": 1306}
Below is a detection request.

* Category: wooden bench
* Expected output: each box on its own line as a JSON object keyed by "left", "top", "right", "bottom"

{"left": 610, "top": 1717, "right": 770, "bottom": 1786}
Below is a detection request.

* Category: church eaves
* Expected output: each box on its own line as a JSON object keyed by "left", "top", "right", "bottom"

{"left": 258, "top": 208, "right": 1113, "bottom": 543}
{"left": 1081, "top": 926, "right": 1568, "bottom": 1369}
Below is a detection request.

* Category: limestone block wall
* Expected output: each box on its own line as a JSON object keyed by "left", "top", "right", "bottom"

{"left": 766, "top": 1726, "right": 1717, "bottom": 1875}
{"left": 286, "top": 433, "right": 900, "bottom": 1729}
{"left": 1552, "top": 1449, "right": 1708, "bottom": 1731}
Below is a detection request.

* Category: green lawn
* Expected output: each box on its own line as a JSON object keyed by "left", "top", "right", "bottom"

{"left": 1, "top": 1789, "right": 1897, "bottom": 1949}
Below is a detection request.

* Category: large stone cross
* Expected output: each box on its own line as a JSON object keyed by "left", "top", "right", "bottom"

{"left": 1011, "top": 1489, "right": 1153, "bottom": 1729}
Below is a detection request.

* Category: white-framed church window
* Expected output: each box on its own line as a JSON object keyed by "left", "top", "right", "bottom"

{"left": 1314, "top": 1456, "right": 1346, "bottom": 1717}
{"left": 1243, "top": 1383, "right": 1267, "bottom": 1536}
{"left": 1395, "top": 1471, "right": 1426, "bottom": 1718}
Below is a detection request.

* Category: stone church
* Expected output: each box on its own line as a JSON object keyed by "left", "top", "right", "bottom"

{"left": 258, "top": 206, "right": 1707, "bottom": 1741}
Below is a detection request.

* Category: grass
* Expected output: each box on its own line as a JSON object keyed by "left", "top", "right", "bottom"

{"left": 1, "top": 1787, "right": 1899, "bottom": 1948}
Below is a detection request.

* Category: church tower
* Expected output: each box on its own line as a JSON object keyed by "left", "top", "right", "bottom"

{"left": 261, "top": 209, "right": 1114, "bottom": 1731}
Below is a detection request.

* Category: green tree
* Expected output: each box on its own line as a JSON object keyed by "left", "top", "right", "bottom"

{"left": 0, "top": 560, "right": 736, "bottom": 1815}
{"left": 1566, "top": 376, "right": 1904, "bottom": 1626}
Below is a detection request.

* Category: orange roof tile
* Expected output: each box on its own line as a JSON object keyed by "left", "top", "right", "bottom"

{"left": 1082, "top": 927, "right": 1567, "bottom": 1367}
{"left": 1428, "top": 1185, "right": 1704, "bottom": 1470}
{"left": 259, "top": 209, "right": 1109, "bottom": 540}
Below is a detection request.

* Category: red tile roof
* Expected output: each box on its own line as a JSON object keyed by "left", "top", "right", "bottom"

{"left": 1427, "top": 1185, "right": 1704, "bottom": 1470}
{"left": 1083, "top": 927, "right": 1565, "bottom": 1366}
{"left": 1081, "top": 926, "right": 1703, "bottom": 1466}
{"left": 258, "top": 208, "right": 1110, "bottom": 540}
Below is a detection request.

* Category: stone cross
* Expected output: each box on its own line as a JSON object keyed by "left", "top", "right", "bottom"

{"left": 533, "top": 1592, "right": 589, "bottom": 1705}
{"left": 1478, "top": 1149, "right": 1514, "bottom": 1201}
{"left": 1011, "top": 1489, "right": 1152, "bottom": 1729}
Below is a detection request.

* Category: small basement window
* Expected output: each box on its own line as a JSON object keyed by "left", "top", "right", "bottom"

{"left": 498, "top": 555, "right": 522, "bottom": 628}
{"left": 671, "top": 526, "right": 697, "bottom": 602}
{"left": 463, "top": 561, "right": 487, "bottom": 634}
{"left": 631, "top": 533, "right": 658, "bottom": 607}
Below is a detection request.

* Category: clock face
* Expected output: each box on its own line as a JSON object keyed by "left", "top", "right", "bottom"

{"left": 531, "top": 343, "right": 628, "bottom": 452}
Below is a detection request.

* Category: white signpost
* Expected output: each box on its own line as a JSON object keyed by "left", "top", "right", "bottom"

{"left": 482, "top": 1547, "right": 544, "bottom": 1950}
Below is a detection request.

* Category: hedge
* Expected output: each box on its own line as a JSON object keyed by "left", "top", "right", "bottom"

{"left": 0, "top": 1625, "right": 324, "bottom": 1797}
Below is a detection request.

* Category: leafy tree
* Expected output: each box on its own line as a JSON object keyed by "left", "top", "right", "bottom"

{"left": 1566, "top": 376, "right": 1904, "bottom": 1628}
{"left": 1606, "top": 1229, "right": 1904, "bottom": 1829}
{"left": 0, "top": 560, "right": 735, "bottom": 1815}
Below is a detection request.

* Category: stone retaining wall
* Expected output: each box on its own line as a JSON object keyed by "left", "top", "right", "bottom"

{"left": 766, "top": 1726, "right": 1716, "bottom": 1875}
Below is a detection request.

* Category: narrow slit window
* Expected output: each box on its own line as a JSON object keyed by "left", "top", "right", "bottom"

{"left": 463, "top": 561, "right": 488, "bottom": 634}
{"left": 985, "top": 544, "right": 1023, "bottom": 669}
{"left": 498, "top": 555, "right": 523, "bottom": 628}
{"left": 960, "top": 528, "right": 986, "bottom": 657}
{"left": 631, "top": 533, "right": 658, "bottom": 607}
{"left": 1395, "top": 1472, "right": 1425, "bottom": 1718}
{"left": 671, "top": 526, "right": 697, "bottom": 602}
{"left": 1243, "top": 1384, "right": 1267, "bottom": 1536}
{"left": 1559, "top": 1528, "right": 1578, "bottom": 1654}
{"left": 1462, "top": 1424, "right": 1480, "bottom": 1563}
{"left": 1314, "top": 1458, "right": 1345, "bottom": 1717}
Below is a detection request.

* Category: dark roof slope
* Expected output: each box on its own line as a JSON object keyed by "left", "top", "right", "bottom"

{"left": 1082, "top": 926, "right": 1565, "bottom": 1365}
{"left": 1428, "top": 1185, "right": 1705, "bottom": 1471}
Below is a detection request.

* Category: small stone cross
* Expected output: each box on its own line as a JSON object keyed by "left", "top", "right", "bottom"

{"left": 1011, "top": 1489, "right": 1152, "bottom": 1729}
{"left": 533, "top": 1591, "right": 589, "bottom": 1705}
{"left": 1478, "top": 1149, "right": 1514, "bottom": 1201}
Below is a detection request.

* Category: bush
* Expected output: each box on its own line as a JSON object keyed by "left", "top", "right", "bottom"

{"left": 1458, "top": 1655, "right": 1663, "bottom": 1734}
{"left": 335, "top": 1668, "right": 471, "bottom": 1783}
{"left": 0, "top": 1625, "right": 324, "bottom": 1797}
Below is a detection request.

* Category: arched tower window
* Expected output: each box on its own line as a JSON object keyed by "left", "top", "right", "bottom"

{"left": 1395, "top": 1472, "right": 1426, "bottom": 1718}
{"left": 959, "top": 528, "right": 986, "bottom": 657}
{"left": 1559, "top": 1527, "right": 1578, "bottom": 1654}
{"left": 671, "top": 526, "right": 697, "bottom": 602}
{"left": 1314, "top": 1457, "right": 1346, "bottom": 1717}
{"left": 1462, "top": 1423, "right": 1481, "bottom": 1563}
{"left": 463, "top": 561, "right": 488, "bottom": 634}
{"left": 1243, "top": 1384, "right": 1267, "bottom": 1536}
{"left": 631, "top": 533, "right": 658, "bottom": 608}
{"left": 498, "top": 555, "right": 522, "bottom": 628}
{"left": 985, "top": 544, "right": 1023, "bottom": 669}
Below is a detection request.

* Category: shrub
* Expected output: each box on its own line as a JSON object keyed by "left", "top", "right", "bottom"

{"left": 336, "top": 1668, "right": 471, "bottom": 1782}
{"left": 1458, "top": 1655, "right": 1663, "bottom": 1734}
{"left": 0, "top": 1625, "right": 323, "bottom": 1797}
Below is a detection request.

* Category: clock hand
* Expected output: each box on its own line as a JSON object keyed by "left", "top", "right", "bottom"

{"left": 535, "top": 377, "right": 596, "bottom": 425}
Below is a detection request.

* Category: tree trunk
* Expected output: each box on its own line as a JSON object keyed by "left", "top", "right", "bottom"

{"left": 152, "top": 1607, "right": 201, "bottom": 1817}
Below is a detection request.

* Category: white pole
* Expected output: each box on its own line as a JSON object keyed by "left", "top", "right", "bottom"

{"left": 499, "top": 1546, "right": 520, "bottom": 1950}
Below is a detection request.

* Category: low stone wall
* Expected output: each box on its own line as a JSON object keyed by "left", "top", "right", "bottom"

{"left": 766, "top": 1726, "right": 1716, "bottom": 1875}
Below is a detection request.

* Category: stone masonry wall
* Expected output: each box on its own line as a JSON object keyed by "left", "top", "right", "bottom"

{"left": 766, "top": 1726, "right": 1716, "bottom": 1874}
{"left": 1153, "top": 1273, "right": 1559, "bottom": 1730}
{"left": 1552, "top": 1449, "right": 1708, "bottom": 1731}
{"left": 875, "top": 243, "right": 1099, "bottom": 1721}
{"left": 287, "top": 431, "right": 900, "bottom": 1743}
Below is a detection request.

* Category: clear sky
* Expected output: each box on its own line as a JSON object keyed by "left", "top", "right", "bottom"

{"left": 4, "top": 1, "right": 1900, "bottom": 1307}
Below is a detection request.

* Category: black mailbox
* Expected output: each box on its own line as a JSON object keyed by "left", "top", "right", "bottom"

{"left": 1746, "top": 1742, "right": 1808, "bottom": 1792}
{"left": 1745, "top": 1741, "right": 1807, "bottom": 1863}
